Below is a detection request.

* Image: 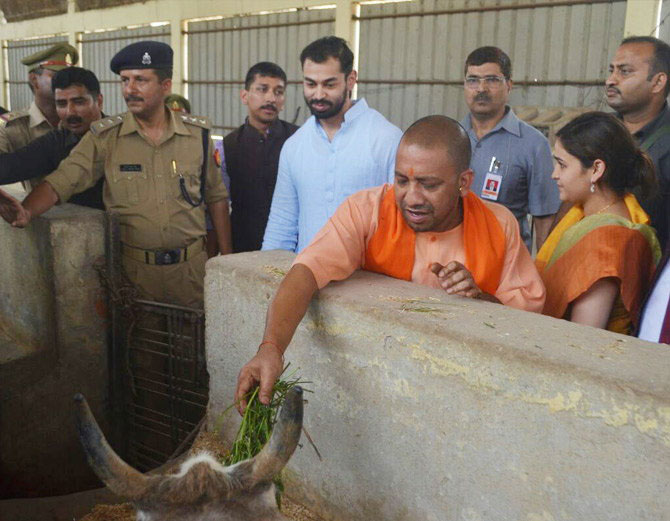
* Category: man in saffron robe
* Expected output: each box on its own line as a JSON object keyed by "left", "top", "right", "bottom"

{"left": 234, "top": 115, "right": 545, "bottom": 410}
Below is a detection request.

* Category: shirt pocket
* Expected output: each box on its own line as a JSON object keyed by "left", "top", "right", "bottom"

{"left": 110, "top": 162, "right": 147, "bottom": 206}
{"left": 170, "top": 162, "right": 203, "bottom": 206}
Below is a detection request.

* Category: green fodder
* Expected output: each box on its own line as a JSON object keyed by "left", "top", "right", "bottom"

{"left": 217, "top": 366, "right": 310, "bottom": 506}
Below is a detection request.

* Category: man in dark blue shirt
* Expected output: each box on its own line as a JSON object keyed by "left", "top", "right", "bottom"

{"left": 607, "top": 36, "right": 670, "bottom": 250}
{"left": 0, "top": 67, "right": 104, "bottom": 209}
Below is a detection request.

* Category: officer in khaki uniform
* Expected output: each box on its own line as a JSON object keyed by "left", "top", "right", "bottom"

{"left": 0, "top": 41, "right": 232, "bottom": 309}
{"left": 0, "top": 43, "right": 78, "bottom": 170}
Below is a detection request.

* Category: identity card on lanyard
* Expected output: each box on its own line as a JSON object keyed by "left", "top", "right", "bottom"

{"left": 481, "top": 156, "right": 502, "bottom": 201}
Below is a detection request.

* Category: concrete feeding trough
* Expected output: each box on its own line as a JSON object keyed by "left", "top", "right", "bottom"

{"left": 206, "top": 250, "right": 670, "bottom": 521}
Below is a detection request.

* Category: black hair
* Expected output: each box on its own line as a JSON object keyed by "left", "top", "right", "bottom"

{"left": 621, "top": 36, "right": 670, "bottom": 97}
{"left": 300, "top": 36, "right": 354, "bottom": 76}
{"left": 51, "top": 67, "right": 101, "bottom": 97}
{"left": 556, "top": 111, "right": 657, "bottom": 198}
{"left": 154, "top": 68, "right": 173, "bottom": 82}
{"left": 464, "top": 46, "right": 512, "bottom": 80}
{"left": 244, "top": 62, "right": 287, "bottom": 90}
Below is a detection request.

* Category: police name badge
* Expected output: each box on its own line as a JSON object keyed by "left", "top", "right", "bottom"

{"left": 481, "top": 156, "right": 502, "bottom": 201}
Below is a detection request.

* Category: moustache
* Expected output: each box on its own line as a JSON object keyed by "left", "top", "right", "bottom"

{"left": 474, "top": 92, "right": 491, "bottom": 102}
{"left": 310, "top": 99, "right": 333, "bottom": 108}
{"left": 261, "top": 104, "right": 277, "bottom": 112}
{"left": 66, "top": 116, "right": 83, "bottom": 125}
{"left": 125, "top": 95, "right": 144, "bottom": 103}
{"left": 606, "top": 86, "right": 621, "bottom": 95}
{"left": 402, "top": 204, "right": 432, "bottom": 213}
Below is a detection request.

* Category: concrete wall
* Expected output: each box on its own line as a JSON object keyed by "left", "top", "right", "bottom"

{"left": 205, "top": 250, "right": 670, "bottom": 521}
{"left": 0, "top": 187, "right": 109, "bottom": 498}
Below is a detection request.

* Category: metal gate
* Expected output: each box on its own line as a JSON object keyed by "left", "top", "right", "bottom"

{"left": 103, "top": 212, "right": 208, "bottom": 471}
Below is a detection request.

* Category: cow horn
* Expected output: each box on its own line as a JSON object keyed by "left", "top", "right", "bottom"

{"left": 74, "top": 394, "right": 151, "bottom": 499}
{"left": 245, "top": 386, "right": 304, "bottom": 485}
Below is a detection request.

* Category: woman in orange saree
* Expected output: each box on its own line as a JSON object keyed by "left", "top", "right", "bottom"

{"left": 536, "top": 112, "right": 661, "bottom": 334}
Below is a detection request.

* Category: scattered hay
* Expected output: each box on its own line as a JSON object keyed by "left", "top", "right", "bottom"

{"left": 79, "top": 499, "right": 323, "bottom": 521}
{"left": 79, "top": 503, "right": 134, "bottom": 521}
{"left": 282, "top": 496, "right": 324, "bottom": 521}
{"left": 400, "top": 304, "right": 444, "bottom": 313}
{"left": 191, "top": 429, "right": 230, "bottom": 461}
{"left": 264, "top": 265, "right": 287, "bottom": 278}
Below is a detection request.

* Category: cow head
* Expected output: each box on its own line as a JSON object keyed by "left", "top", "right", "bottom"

{"left": 74, "top": 387, "right": 303, "bottom": 521}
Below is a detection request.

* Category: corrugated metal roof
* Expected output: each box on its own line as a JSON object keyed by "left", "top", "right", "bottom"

{"left": 186, "top": 8, "right": 335, "bottom": 132}
{"left": 358, "top": 0, "right": 626, "bottom": 130}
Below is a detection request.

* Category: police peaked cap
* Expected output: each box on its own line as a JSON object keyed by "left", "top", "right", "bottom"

{"left": 110, "top": 41, "right": 173, "bottom": 74}
{"left": 22, "top": 43, "right": 79, "bottom": 72}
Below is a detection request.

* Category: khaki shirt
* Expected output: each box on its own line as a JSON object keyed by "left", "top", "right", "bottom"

{"left": 46, "top": 110, "right": 228, "bottom": 250}
{"left": 0, "top": 101, "right": 54, "bottom": 153}
{"left": 0, "top": 102, "right": 55, "bottom": 189}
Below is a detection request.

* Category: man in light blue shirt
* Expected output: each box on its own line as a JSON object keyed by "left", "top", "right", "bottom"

{"left": 460, "top": 46, "right": 559, "bottom": 252}
{"left": 262, "top": 36, "right": 402, "bottom": 252}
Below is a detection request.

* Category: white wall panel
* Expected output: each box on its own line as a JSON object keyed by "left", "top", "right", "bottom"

{"left": 186, "top": 8, "right": 335, "bottom": 134}
{"left": 80, "top": 25, "right": 171, "bottom": 116}
{"left": 358, "top": 0, "right": 627, "bottom": 131}
{"left": 5, "top": 35, "right": 68, "bottom": 111}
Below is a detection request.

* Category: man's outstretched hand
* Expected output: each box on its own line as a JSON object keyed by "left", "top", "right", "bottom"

{"left": 234, "top": 343, "right": 284, "bottom": 414}
{"left": 0, "top": 188, "right": 30, "bottom": 228}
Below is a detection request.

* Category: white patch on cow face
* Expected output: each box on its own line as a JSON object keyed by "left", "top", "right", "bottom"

{"left": 136, "top": 510, "right": 153, "bottom": 521}
{"left": 170, "top": 451, "right": 228, "bottom": 478}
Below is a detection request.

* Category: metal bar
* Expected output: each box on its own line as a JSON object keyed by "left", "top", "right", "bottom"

{"left": 356, "top": 79, "right": 604, "bottom": 87}
{"left": 354, "top": 0, "right": 624, "bottom": 22}
{"left": 130, "top": 440, "right": 169, "bottom": 460}
{"left": 129, "top": 344, "right": 201, "bottom": 362}
{"left": 183, "top": 18, "right": 335, "bottom": 35}
{"left": 183, "top": 78, "right": 602, "bottom": 87}
{"left": 129, "top": 442, "right": 166, "bottom": 465}
{"left": 129, "top": 419, "right": 191, "bottom": 440}
{"left": 77, "top": 32, "right": 171, "bottom": 44}
{"left": 4, "top": 40, "right": 67, "bottom": 50}
{"left": 129, "top": 412, "right": 196, "bottom": 434}
{"left": 183, "top": 79, "right": 303, "bottom": 85}
{"left": 136, "top": 298, "right": 204, "bottom": 314}
{"left": 132, "top": 329, "right": 196, "bottom": 345}
{"left": 132, "top": 384, "right": 208, "bottom": 408}
{"left": 132, "top": 372, "right": 208, "bottom": 396}
{"left": 105, "top": 210, "right": 127, "bottom": 459}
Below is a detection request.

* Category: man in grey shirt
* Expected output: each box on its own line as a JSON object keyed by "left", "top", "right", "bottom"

{"left": 460, "top": 46, "right": 560, "bottom": 252}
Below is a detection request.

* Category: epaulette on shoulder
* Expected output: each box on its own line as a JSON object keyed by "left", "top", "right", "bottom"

{"left": 3, "top": 109, "right": 29, "bottom": 124}
{"left": 89, "top": 114, "right": 124, "bottom": 136}
{"left": 180, "top": 113, "right": 211, "bottom": 130}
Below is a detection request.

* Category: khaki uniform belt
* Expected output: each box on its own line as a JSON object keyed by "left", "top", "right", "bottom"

{"left": 121, "top": 238, "right": 205, "bottom": 265}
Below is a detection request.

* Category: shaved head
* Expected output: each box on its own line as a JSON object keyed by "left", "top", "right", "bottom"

{"left": 401, "top": 115, "right": 471, "bottom": 172}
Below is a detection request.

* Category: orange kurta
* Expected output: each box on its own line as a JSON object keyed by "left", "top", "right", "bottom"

{"left": 294, "top": 184, "right": 545, "bottom": 312}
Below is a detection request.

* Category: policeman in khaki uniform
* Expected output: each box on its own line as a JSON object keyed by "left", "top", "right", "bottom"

{"left": 0, "top": 43, "right": 79, "bottom": 188}
{"left": 0, "top": 41, "right": 232, "bottom": 309}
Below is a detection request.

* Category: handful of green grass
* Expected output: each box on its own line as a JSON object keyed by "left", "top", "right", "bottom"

{"left": 217, "top": 366, "right": 310, "bottom": 505}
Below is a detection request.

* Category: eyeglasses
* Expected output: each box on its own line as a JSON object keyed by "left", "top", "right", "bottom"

{"left": 464, "top": 75, "right": 507, "bottom": 89}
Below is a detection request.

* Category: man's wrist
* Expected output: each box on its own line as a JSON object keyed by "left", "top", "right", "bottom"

{"left": 257, "top": 340, "right": 285, "bottom": 363}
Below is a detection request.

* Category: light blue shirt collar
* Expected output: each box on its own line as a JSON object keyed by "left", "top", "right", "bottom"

{"left": 312, "top": 98, "right": 369, "bottom": 133}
